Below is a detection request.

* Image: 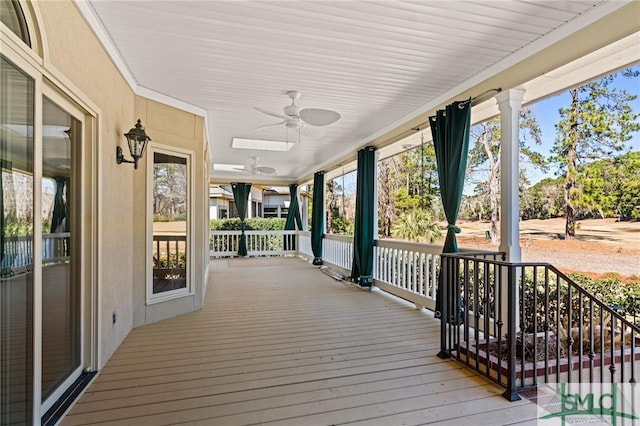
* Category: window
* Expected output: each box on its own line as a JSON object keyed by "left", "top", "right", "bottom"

{"left": 149, "top": 147, "right": 192, "bottom": 303}
{"left": 229, "top": 201, "right": 237, "bottom": 218}
{"left": 1, "top": 0, "right": 30, "bottom": 46}
{"left": 263, "top": 207, "right": 278, "bottom": 218}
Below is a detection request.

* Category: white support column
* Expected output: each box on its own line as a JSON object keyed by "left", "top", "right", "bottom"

{"left": 496, "top": 89, "right": 525, "bottom": 263}
{"left": 301, "top": 185, "right": 309, "bottom": 231}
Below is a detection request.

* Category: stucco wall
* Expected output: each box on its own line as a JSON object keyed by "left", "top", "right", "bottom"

{"left": 132, "top": 97, "right": 208, "bottom": 327}
{"left": 32, "top": 0, "right": 208, "bottom": 367}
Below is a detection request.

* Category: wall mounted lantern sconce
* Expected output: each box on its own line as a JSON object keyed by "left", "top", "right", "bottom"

{"left": 116, "top": 119, "right": 151, "bottom": 169}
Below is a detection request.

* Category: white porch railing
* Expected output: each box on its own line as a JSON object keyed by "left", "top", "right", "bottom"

{"left": 208, "top": 229, "right": 501, "bottom": 313}
{"left": 323, "top": 234, "right": 353, "bottom": 272}
{"left": 1, "top": 233, "right": 70, "bottom": 273}
{"left": 297, "top": 231, "right": 313, "bottom": 260}
{"left": 322, "top": 234, "right": 440, "bottom": 310}
{"left": 374, "top": 239, "right": 440, "bottom": 310}
{"left": 209, "top": 230, "right": 297, "bottom": 257}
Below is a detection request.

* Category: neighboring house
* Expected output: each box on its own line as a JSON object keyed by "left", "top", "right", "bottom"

{"left": 262, "top": 187, "right": 290, "bottom": 218}
{"left": 209, "top": 185, "right": 308, "bottom": 224}
{"left": 209, "top": 185, "right": 234, "bottom": 219}
{"left": 209, "top": 185, "right": 264, "bottom": 220}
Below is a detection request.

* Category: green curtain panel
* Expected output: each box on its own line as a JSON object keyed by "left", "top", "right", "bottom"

{"left": 311, "top": 171, "right": 325, "bottom": 265}
{"left": 430, "top": 100, "right": 471, "bottom": 316}
{"left": 430, "top": 100, "right": 471, "bottom": 252}
{"left": 284, "top": 183, "right": 303, "bottom": 230}
{"left": 284, "top": 183, "right": 303, "bottom": 250}
{"left": 50, "top": 177, "right": 66, "bottom": 233}
{"left": 350, "top": 146, "right": 376, "bottom": 287}
{"left": 231, "top": 182, "right": 252, "bottom": 256}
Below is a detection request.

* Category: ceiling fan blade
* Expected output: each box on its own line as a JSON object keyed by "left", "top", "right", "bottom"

{"left": 299, "top": 108, "right": 341, "bottom": 126}
{"left": 254, "top": 166, "right": 276, "bottom": 174}
{"left": 254, "top": 121, "right": 285, "bottom": 131}
{"left": 299, "top": 122, "right": 327, "bottom": 139}
{"left": 254, "top": 107, "right": 287, "bottom": 120}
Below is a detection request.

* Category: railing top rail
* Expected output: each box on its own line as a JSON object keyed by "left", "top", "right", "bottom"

{"left": 323, "top": 233, "right": 354, "bottom": 243}
{"left": 153, "top": 234, "right": 187, "bottom": 241}
{"left": 374, "top": 238, "right": 441, "bottom": 254}
{"left": 245, "top": 230, "right": 297, "bottom": 235}
{"left": 211, "top": 230, "right": 243, "bottom": 235}
{"left": 210, "top": 230, "right": 297, "bottom": 235}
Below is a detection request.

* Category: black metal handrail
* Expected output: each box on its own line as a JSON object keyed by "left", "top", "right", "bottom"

{"left": 439, "top": 253, "right": 640, "bottom": 401}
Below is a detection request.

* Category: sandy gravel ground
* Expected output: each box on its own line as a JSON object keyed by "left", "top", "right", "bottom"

{"left": 456, "top": 218, "right": 640, "bottom": 278}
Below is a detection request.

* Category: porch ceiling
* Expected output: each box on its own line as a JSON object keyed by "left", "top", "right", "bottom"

{"left": 81, "top": 1, "right": 636, "bottom": 184}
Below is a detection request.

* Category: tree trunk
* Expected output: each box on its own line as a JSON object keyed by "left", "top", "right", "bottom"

{"left": 490, "top": 175, "right": 499, "bottom": 245}
{"left": 564, "top": 89, "right": 579, "bottom": 240}
{"left": 480, "top": 131, "right": 500, "bottom": 245}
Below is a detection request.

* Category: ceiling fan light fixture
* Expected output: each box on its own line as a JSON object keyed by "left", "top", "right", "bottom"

{"left": 253, "top": 90, "right": 340, "bottom": 142}
{"left": 232, "top": 156, "right": 276, "bottom": 175}
{"left": 285, "top": 118, "right": 299, "bottom": 128}
{"left": 286, "top": 125, "right": 301, "bottom": 145}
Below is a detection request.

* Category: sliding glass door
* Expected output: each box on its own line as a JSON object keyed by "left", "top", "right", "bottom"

{"left": 40, "top": 96, "right": 81, "bottom": 409}
{"left": 0, "top": 53, "right": 35, "bottom": 426}
{"left": 1, "top": 54, "right": 85, "bottom": 422}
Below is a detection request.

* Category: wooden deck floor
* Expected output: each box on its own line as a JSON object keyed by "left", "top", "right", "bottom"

{"left": 62, "top": 257, "right": 538, "bottom": 425}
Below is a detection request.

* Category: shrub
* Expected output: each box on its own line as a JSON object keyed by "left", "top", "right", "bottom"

{"left": 210, "top": 217, "right": 286, "bottom": 231}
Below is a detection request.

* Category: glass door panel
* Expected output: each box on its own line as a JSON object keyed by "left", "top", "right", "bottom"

{"left": 0, "top": 55, "right": 35, "bottom": 425}
{"left": 41, "top": 97, "right": 80, "bottom": 402}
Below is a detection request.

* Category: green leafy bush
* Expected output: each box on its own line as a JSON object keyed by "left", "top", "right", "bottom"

{"left": 210, "top": 217, "right": 286, "bottom": 231}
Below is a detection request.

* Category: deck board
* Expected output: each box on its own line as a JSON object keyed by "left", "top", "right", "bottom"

{"left": 62, "top": 257, "right": 537, "bottom": 425}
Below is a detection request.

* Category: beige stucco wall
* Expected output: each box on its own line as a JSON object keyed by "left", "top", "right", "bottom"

{"left": 29, "top": 0, "right": 208, "bottom": 367}
{"left": 132, "top": 97, "right": 208, "bottom": 327}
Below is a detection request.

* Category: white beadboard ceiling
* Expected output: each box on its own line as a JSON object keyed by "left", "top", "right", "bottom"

{"left": 83, "top": 0, "right": 629, "bottom": 184}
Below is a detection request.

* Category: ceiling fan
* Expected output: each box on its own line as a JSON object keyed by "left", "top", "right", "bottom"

{"left": 254, "top": 91, "right": 341, "bottom": 139}
{"left": 234, "top": 157, "right": 276, "bottom": 175}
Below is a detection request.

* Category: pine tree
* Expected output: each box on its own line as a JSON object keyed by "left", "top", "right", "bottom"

{"left": 552, "top": 69, "right": 640, "bottom": 239}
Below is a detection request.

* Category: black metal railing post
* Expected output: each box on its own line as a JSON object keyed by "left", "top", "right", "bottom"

{"left": 438, "top": 255, "right": 450, "bottom": 359}
{"left": 503, "top": 264, "right": 521, "bottom": 401}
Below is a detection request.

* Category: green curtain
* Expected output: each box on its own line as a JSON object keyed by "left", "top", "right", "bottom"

{"left": 284, "top": 183, "right": 303, "bottom": 250}
{"left": 350, "top": 146, "right": 376, "bottom": 287}
{"left": 311, "top": 171, "right": 324, "bottom": 265}
{"left": 430, "top": 100, "right": 471, "bottom": 315}
{"left": 50, "top": 177, "right": 66, "bottom": 233}
{"left": 231, "top": 182, "right": 252, "bottom": 256}
{"left": 284, "top": 184, "right": 303, "bottom": 230}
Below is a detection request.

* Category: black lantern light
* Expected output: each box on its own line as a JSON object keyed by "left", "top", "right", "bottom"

{"left": 116, "top": 119, "right": 151, "bottom": 169}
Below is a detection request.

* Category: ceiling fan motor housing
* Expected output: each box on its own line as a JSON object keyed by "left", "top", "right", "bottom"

{"left": 283, "top": 104, "right": 299, "bottom": 117}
